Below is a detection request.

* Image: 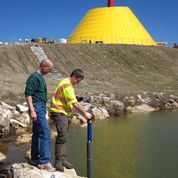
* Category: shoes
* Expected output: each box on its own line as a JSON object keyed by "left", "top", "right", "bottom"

{"left": 62, "top": 160, "right": 74, "bottom": 169}
{"left": 27, "top": 159, "right": 38, "bottom": 166}
{"left": 54, "top": 160, "right": 64, "bottom": 172}
{"left": 37, "top": 162, "right": 56, "bottom": 172}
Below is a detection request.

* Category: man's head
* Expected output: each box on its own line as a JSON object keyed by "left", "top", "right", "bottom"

{"left": 39, "top": 58, "right": 53, "bottom": 75}
{"left": 70, "top": 69, "right": 84, "bottom": 85}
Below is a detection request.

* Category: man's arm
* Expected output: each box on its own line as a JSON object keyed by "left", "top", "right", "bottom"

{"left": 73, "top": 102, "right": 92, "bottom": 121}
{"left": 26, "top": 96, "right": 37, "bottom": 121}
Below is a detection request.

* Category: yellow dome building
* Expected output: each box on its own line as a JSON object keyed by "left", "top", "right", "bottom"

{"left": 67, "top": 0, "right": 157, "bottom": 46}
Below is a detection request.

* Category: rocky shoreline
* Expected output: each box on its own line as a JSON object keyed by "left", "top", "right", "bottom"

{"left": 1, "top": 92, "right": 178, "bottom": 177}
{"left": 2, "top": 92, "right": 178, "bottom": 138}
{"left": 0, "top": 162, "right": 85, "bottom": 178}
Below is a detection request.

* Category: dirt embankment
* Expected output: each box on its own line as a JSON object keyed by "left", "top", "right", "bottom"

{"left": 0, "top": 43, "right": 178, "bottom": 105}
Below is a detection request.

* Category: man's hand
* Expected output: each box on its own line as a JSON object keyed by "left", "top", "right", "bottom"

{"left": 80, "top": 112, "right": 92, "bottom": 123}
{"left": 74, "top": 102, "right": 92, "bottom": 120}
{"left": 30, "top": 110, "right": 37, "bottom": 121}
{"left": 26, "top": 96, "right": 37, "bottom": 121}
{"left": 84, "top": 112, "right": 92, "bottom": 120}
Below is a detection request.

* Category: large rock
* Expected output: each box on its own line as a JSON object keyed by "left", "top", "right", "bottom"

{"left": 0, "top": 101, "right": 15, "bottom": 110}
{"left": 91, "top": 107, "right": 109, "bottom": 120}
{"left": 127, "top": 104, "right": 157, "bottom": 113}
{"left": 0, "top": 152, "right": 6, "bottom": 162}
{"left": 123, "top": 96, "right": 136, "bottom": 107}
{"left": 108, "top": 100, "right": 125, "bottom": 116}
{"left": 15, "top": 133, "right": 32, "bottom": 144}
{"left": 16, "top": 104, "right": 29, "bottom": 112}
{"left": 0, "top": 107, "right": 11, "bottom": 136}
{"left": 10, "top": 163, "right": 86, "bottom": 178}
{"left": 10, "top": 119, "right": 28, "bottom": 128}
{"left": 0, "top": 101, "right": 31, "bottom": 133}
{"left": 12, "top": 112, "right": 30, "bottom": 126}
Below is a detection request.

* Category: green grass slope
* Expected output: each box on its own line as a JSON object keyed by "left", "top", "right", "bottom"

{"left": 42, "top": 44, "right": 178, "bottom": 95}
{"left": 0, "top": 43, "right": 178, "bottom": 104}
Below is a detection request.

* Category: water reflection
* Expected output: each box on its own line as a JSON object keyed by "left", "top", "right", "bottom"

{"left": 63, "top": 112, "right": 178, "bottom": 178}
{"left": 1, "top": 111, "right": 178, "bottom": 178}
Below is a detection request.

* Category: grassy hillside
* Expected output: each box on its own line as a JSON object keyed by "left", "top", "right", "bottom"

{"left": 0, "top": 45, "right": 38, "bottom": 104}
{"left": 0, "top": 43, "right": 178, "bottom": 104}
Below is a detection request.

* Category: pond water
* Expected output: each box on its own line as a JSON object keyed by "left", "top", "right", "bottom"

{"left": 66, "top": 111, "right": 178, "bottom": 178}
{"left": 1, "top": 111, "right": 178, "bottom": 178}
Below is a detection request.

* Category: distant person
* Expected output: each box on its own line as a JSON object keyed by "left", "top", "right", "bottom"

{"left": 25, "top": 58, "right": 55, "bottom": 171}
{"left": 49, "top": 69, "right": 92, "bottom": 172}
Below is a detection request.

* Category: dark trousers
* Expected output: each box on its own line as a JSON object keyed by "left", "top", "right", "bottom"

{"left": 50, "top": 112, "right": 70, "bottom": 144}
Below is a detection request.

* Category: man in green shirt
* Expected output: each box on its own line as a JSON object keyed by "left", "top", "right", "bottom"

{"left": 25, "top": 58, "right": 54, "bottom": 171}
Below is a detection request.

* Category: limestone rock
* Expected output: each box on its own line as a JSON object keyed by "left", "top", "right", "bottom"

{"left": 16, "top": 104, "right": 29, "bottom": 112}
{"left": 0, "top": 101, "right": 15, "bottom": 110}
{"left": 0, "top": 152, "right": 6, "bottom": 162}
{"left": 15, "top": 133, "right": 32, "bottom": 144}
{"left": 10, "top": 119, "right": 28, "bottom": 128}
{"left": 92, "top": 107, "right": 109, "bottom": 120}
{"left": 129, "top": 104, "right": 157, "bottom": 113}
{"left": 0, "top": 107, "right": 11, "bottom": 135}
{"left": 10, "top": 163, "right": 86, "bottom": 178}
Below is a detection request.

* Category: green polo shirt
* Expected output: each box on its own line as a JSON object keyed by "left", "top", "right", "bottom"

{"left": 25, "top": 71, "right": 47, "bottom": 103}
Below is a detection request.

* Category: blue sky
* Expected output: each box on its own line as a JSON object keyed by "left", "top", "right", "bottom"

{"left": 0, "top": 0, "right": 177, "bottom": 46}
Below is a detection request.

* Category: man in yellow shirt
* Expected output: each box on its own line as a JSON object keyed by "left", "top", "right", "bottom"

{"left": 49, "top": 69, "right": 92, "bottom": 172}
